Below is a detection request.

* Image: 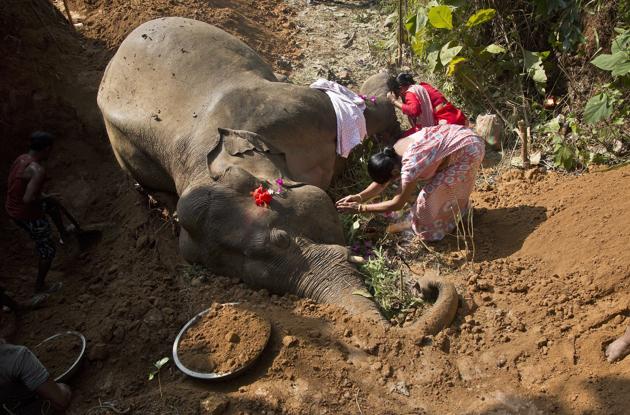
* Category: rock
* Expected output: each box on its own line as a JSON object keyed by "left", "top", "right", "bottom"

{"left": 370, "top": 361, "right": 382, "bottom": 371}
{"left": 136, "top": 235, "right": 149, "bottom": 249}
{"left": 276, "top": 58, "right": 292, "bottom": 70}
{"left": 88, "top": 343, "right": 109, "bottom": 361}
{"left": 199, "top": 393, "right": 229, "bottom": 415}
{"left": 225, "top": 332, "right": 240, "bottom": 343}
{"left": 475, "top": 114, "right": 504, "bottom": 150}
{"left": 536, "top": 337, "right": 548, "bottom": 348}
{"left": 496, "top": 355, "right": 507, "bottom": 367}
{"left": 343, "top": 328, "right": 352, "bottom": 337}
{"left": 381, "top": 363, "right": 393, "bottom": 378}
{"left": 112, "top": 326, "right": 126, "bottom": 344}
{"left": 144, "top": 308, "right": 163, "bottom": 326}
{"left": 107, "top": 265, "right": 118, "bottom": 275}
{"left": 384, "top": 13, "right": 397, "bottom": 28}
{"left": 390, "top": 381, "right": 410, "bottom": 396}
{"left": 338, "top": 70, "right": 351, "bottom": 80}
{"left": 282, "top": 335, "right": 298, "bottom": 347}
{"left": 191, "top": 277, "right": 203, "bottom": 287}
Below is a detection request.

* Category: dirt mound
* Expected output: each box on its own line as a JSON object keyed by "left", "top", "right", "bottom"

{"left": 67, "top": 0, "right": 300, "bottom": 72}
{"left": 178, "top": 303, "right": 271, "bottom": 374}
{"left": 33, "top": 332, "right": 83, "bottom": 380}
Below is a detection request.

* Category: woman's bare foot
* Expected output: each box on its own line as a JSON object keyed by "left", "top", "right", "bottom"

{"left": 605, "top": 326, "right": 630, "bottom": 362}
{"left": 386, "top": 220, "right": 412, "bottom": 234}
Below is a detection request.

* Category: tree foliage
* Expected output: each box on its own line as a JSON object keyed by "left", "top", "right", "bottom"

{"left": 394, "top": 0, "right": 628, "bottom": 170}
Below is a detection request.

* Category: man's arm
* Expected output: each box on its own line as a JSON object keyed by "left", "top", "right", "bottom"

{"left": 35, "top": 379, "right": 72, "bottom": 412}
{"left": 22, "top": 164, "right": 46, "bottom": 204}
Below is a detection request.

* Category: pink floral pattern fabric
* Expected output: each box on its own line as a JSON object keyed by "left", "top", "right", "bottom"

{"left": 400, "top": 124, "right": 485, "bottom": 241}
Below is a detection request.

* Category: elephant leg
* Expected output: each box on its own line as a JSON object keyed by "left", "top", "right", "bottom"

{"left": 103, "top": 119, "right": 177, "bottom": 193}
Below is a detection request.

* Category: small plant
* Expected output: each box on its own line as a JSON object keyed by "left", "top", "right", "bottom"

{"left": 357, "top": 247, "right": 423, "bottom": 320}
{"left": 148, "top": 357, "right": 170, "bottom": 398}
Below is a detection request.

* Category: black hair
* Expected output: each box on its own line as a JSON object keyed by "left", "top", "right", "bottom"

{"left": 387, "top": 76, "right": 400, "bottom": 93}
{"left": 396, "top": 73, "right": 415, "bottom": 87}
{"left": 367, "top": 147, "right": 401, "bottom": 184}
{"left": 29, "top": 131, "right": 55, "bottom": 152}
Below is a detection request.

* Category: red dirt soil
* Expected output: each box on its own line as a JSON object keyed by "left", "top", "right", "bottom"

{"left": 33, "top": 332, "right": 83, "bottom": 380}
{"left": 1, "top": 1, "right": 628, "bottom": 414}
{"left": 178, "top": 303, "right": 271, "bottom": 374}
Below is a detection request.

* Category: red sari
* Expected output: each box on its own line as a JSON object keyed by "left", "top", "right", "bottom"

{"left": 400, "top": 83, "right": 467, "bottom": 137}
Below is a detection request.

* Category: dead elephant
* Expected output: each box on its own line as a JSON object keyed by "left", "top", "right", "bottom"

{"left": 97, "top": 17, "right": 457, "bottom": 334}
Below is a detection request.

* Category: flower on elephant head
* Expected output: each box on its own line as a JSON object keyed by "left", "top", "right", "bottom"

{"left": 252, "top": 185, "right": 273, "bottom": 207}
{"left": 275, "top": 177, "right": 285, "bottom": 193}
{"left": 359, "top": 94, "right": 377, "bottom": 104}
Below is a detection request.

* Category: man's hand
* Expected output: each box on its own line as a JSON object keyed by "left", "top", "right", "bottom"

{"left": 386, "top": 91, "right": 398, "bottom": 103}
{"left": 36, "top": 379, "right": 72, "bottom": 412}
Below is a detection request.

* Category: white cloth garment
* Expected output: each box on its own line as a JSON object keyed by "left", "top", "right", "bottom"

{"left": 310, "top": 79, "right": 367, "bottom": 158}
{"left": 407, "top": 84, "right": 436, "bottom": 129}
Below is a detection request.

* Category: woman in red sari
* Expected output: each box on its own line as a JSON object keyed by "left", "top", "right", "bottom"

{"left": 387, "top": 73, "right": 467, "bottom": 137}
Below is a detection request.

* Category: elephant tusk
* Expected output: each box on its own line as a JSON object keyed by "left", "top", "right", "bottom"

{"left": 348, "top": 255, "right": 366, "bottom": 265}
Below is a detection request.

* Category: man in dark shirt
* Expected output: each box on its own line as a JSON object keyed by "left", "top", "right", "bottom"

{"left": 0, "top": 340, "right": 72, "bottom": 414}
{"left": 5, "top": 132, "right": 70, "bottom": 294}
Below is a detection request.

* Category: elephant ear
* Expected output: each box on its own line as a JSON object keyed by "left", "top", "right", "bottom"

{"left": 207, "top": 128, "right": 288, "bottom": 182}
{"left": 218, "top": 128, "right": 281, "bottom": 156}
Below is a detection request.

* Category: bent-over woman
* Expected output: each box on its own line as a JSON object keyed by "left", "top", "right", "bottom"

{"left": 336, "top": 124, "right": 484, "bottom": 241}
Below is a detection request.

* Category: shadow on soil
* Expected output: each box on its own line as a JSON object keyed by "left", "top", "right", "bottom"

{"left": 468, "top": 375, "right": 630, "bottom": 414}
{"left": 472, "top": 205, "right": 547, "bottom": 261}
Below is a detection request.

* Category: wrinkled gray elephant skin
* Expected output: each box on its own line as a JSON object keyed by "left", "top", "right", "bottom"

{"left": 98, "top": 17, "right": 457, "bottom": 334}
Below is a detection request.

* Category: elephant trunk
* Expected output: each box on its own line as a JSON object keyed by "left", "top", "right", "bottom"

{"left": 289, "top": 240, "right": 386, "bottom": 323}
{"left": 288, "top": 240, "right": 459, "bottom": 334}
{"left": 401, "top": 277, "right": 459, "bottom": 336}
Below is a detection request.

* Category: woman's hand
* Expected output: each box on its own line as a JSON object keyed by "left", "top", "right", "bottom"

{"left": 336, "top": 194, "right": 362, "bottom": 206}
{"left": 386, "top": 91, "right": 398, "bottom": 103}
{"left": 336, "top": 201, "right": 361, "bottom": 213}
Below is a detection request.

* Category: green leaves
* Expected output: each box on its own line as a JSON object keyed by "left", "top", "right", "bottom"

{"left": 352, "top": 290, "right": 373, "bottom": 298}
{"left": 440, "top": 41, "right": 463, "bottom": 66}
{"left": 483, "top": 44, "right": 506, "bottom": 54}
{"left": 583, "top": 93, "right": 613, "bottom": 124}
{"left": 523, "top": 50, "right": 548, "bottom": 85}
{"left": 428, "top": 5, "right": 453, "bottom": 30}
{"left": 591, "top": 53, "right": 630, "bottom": 77}
{"left": 553, "top": 140, "right": 577, "bottom": 171}
{"left": 426, "top": 49, "right": 440, "bottom": 73}
{"left": 465, "top": 8, "right": 496, "bottom": 27}
{"left": 591, "top": 28, "right": 630, "bottom": 77}
{"left": 405, "top": 8, "right": 427, "bottom": 36}
{"left": 611, "top": 28, "right": 630, "bottom": 54}
{"left": 447, "top": 57, "right": 467, "bottom": 76}
{"left": 148, "top": 357, "right": 170, "bottom": 381}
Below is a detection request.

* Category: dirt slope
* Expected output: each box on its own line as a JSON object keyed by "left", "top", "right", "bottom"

{"left": 1, "top": 1, "right": 628, "bottom": 414}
